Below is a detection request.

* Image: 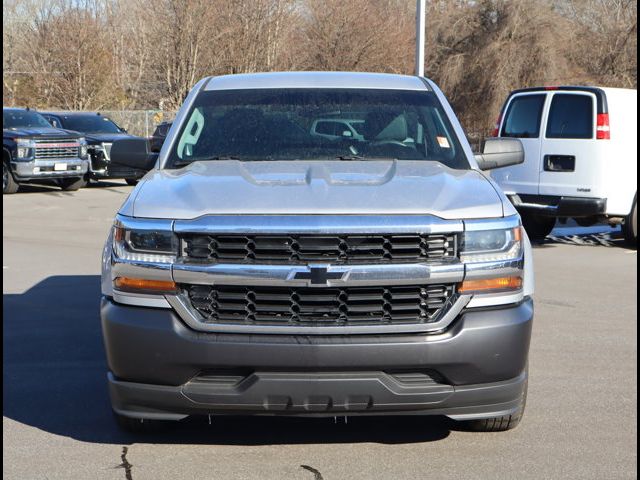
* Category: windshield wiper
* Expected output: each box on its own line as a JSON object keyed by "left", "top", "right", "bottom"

{"left": 174, "top": 155, "right": 242, "bottom": 167}
{"left": 335, "top": 155, "right": 366, "bottom": 160}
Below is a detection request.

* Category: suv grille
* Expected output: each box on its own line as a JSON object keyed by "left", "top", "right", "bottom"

{"left": 185, "top": 284, "right": 455, "bottom": 326}
{"left": 181, "top": 233, "right": 457, "bottom": 264}
{"left": 34, "top": 142, "right": 80, "bottom": 160}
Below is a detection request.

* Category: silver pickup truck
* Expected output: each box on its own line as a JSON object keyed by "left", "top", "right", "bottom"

{"left": 101, "top": 72, "right": 534, "bottom": 432}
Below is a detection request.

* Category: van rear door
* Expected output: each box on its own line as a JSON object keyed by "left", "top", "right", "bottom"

{"left": 538, "top": 91, "right": 599, "bottom": 197}
{"left": 491, "top": 92, "right": 547, "bottom": 195}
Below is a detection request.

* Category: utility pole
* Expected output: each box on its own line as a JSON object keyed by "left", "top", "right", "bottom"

{"left": 415, "top": 0, "right": 426, "bottom": 77}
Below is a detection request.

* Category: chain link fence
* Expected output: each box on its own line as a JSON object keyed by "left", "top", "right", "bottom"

{"left": 99, "top": 110, "right": 177, "bottom": 137}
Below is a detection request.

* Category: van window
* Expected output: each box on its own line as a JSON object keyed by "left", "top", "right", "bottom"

{"left": 546, "top": 94, "right": 593, "bottom": 139}
{"left": 501, "top": 94, "right": 545, "bottom": 138}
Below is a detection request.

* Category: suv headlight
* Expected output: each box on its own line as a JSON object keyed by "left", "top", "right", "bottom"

{"left": 460, "top": 226, "right": 522, "bottom": 263}
{"left": 113, "top": 221, "right": 178, "bottom": 263}
{"left": 16, "top": 139, "right": 36, "bottom": 159}
{"left": 78, "top": 137, "right": 88, "bottom": 159}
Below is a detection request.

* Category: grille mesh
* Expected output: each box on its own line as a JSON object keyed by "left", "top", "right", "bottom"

{"left": 182, "top": 233, "right": 457, "bottom": 265}
{"left": 185, "top": 284, "right": 455, "bottom": 326}
{"left": 34, "top": 143, "right": 79, "bottom": 159}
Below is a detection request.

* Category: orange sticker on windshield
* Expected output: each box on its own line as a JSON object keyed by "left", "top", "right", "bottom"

{"left": 436, "top": 136, "right": 450, "bottom": 148}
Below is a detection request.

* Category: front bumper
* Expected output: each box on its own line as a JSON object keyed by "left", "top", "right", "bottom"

{"left": 509, "top": 194, "right": 607, "bottom": 218}
{"left": 12, "top": 158, "right": 88, "bottom": 180}
{"left": 101, "top": 297, "right": 533, "bottom": 420}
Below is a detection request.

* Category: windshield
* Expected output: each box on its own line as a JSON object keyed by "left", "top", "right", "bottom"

{"left": 3, "top": 110, "right": 52, "bottom": 129}
{"left": 168, "top": 89, "right": 469, "bottom": 169}
{"left": 61, "top": 115, "right": 122, "bottom": 134}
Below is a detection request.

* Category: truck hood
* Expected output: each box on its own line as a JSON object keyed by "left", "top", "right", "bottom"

{"left": 71, "top": 132, "right": 134, "bottom": 144}
{"left": 126, "top": 160, "right": 505, "bottom": 219}
{"left": 3, "top": 127, "right": 81, "bottom": 139}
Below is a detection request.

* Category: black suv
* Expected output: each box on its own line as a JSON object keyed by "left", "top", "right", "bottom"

{"left": 41, "top": 112, "right": 146, "bottom": 185}
{"left": 3, "top": 108, "right": 89, "bottom": 194}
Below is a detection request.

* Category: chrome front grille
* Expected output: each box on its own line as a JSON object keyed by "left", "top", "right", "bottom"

{"left": 34, "top": 142, "right": 80, "bottom": 160}
{"left": 181, "top": 233, "right": 457, "bottom": 265}
{"left": 184, "top": 284, "right": 456, "bottom": 326}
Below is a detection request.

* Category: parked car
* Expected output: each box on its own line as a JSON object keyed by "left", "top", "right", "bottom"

{"left": 310, "top": 118, "right": 365, "bottom": 141}
{"left": 490, "top": 86, "right": 637, "bottom": 243}
{"left": 41, "top": 112, "right": 146, "bottom": 186}
{"left": 3, "top": 107, "right": 89, "bottom": 194}
{"left": 149, "top": 121, "right": 172, "bottom": 153}
{"left": 102, "top": 72, "right": 534, "bottom": 433}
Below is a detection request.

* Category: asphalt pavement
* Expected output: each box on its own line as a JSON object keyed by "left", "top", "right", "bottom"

{"left": 3, "top": 182, "right": 637, "bottom": 480}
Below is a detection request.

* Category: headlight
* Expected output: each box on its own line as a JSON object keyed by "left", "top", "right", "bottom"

{"left": 460, "top": 226, "right": 522, "bottom": 263}
{"left": 16, "top": 139, "right": 36, "bottom": 159}
{"left": 78, "top": 137, "right": 88, "bottom": 159}
{"left": 113, "top": 221, "right": 178, "bottom": 263}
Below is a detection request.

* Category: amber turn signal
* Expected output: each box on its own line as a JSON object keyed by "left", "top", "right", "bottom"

{"left": 458, "top": 276, "right": 522, "bottom": 294}
{"left": 114, "top": 277, "right": 178, "bottom": 293}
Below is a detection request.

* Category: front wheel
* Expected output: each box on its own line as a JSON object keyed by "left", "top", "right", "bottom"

{"left": 462, "top": 374, "right": 528, "bottom": 432}
{"left": 59, "top": 177, "right": 87, "bottom": 191}
{"left": 520, "top": 212, "right": 556, "bottom": 242}
{"left": 3, "top": 161, "right": 19, "bottom": 194}
{"left": 622, "top": 197, "right": 637, "bottom": 246}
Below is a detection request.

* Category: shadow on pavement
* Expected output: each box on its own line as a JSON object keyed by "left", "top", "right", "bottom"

{"left": 531, "top": 222, "right": 635, "bottom": 251}
{"left": 3, "top": 275, "right": 452, "bottom": 445}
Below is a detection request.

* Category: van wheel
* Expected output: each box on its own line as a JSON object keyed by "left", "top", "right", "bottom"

{"left": 59, "top": 177, "right": 87, "bottom": 191}
{"left": 113, "top": 411, "right": 167, "bottom": 433}
{"left": 520, "top": 212, "right": 556, "bottom": 242}
{"left": 462, "top": 374, "right": 528, "bottom": 432}
{"left": 3, "top": 161, "right": 19, "bottom": 194}
{"left": 622, "top": 197, "right": 637, "bottom": 246}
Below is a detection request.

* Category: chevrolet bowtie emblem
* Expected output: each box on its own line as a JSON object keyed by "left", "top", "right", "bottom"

{"left": 294, "top": 267, "right": 345, "bottom": 285}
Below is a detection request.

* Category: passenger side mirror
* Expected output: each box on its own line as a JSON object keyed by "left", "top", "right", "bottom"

{"left": 474, "top": 138, "right": 524, "bottom": 170}
{"left": 110, "top": 138, "right": 157, "bottom": 171}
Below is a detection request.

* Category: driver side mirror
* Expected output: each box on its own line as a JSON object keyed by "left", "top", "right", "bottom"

{"left": 474, "top": 138, "right": 524, "bottom": 170}
{"left": 110, "top": 138, "right": 157, "bottom": 171}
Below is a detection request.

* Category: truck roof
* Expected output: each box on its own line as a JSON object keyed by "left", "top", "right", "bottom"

{"left": 204, "top": 72, "right": 430, "bottom": 92}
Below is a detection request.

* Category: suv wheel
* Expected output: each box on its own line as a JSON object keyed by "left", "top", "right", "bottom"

{"left": 3, "top": 161, "right": 19, "bottom": 194}
{"left": 125, "top": 179, "right": 139, "bottom": 186}
{"left": 622, "top": 196, "right": 637, "bottom": 246}
{"left": 520, "top": 212, "right": 556, "bottom": 242}
{"left": 462, "top": 374, "right": 528, "bottom": 432}
{"left": 59, "top": 177, "right": 87, "bottom": 191}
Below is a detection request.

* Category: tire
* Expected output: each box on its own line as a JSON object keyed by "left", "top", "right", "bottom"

{"left": 113, "top": 411, "right": 167, "bottom": 433}
{"left": 125, "top": 179, "right": 139, "bottom": 186}
{"left": 3, "top": 161, "right": 19, "bottom": 194}
{"left": 58, "top": 177, "right": 87, "bottom": 191}
{"left": 622, "top": 196, "right": 637, "bottom": 246}
{"left": 462, "top": 374, "right": 528, "bottom": 432}
{"left": 520, "top": 212, "right": 556, "bottom": 242}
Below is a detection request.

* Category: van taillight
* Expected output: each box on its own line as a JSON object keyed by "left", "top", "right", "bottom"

{"left": 491, "top": 114, "right": 502, "bottom": 137}
{"left": 596, "top": 113, "right": 610, "bottom": 140}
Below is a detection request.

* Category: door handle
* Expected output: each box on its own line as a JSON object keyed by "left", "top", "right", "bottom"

{"left": 544, "top": 155, "right": 575, "bottom": 172}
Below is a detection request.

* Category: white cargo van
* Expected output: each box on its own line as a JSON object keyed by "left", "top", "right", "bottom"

{"left": 491, "top": 86, "right": 637, "bottom": 243}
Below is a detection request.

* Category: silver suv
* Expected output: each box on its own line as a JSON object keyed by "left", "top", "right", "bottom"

{"left": 102, "top": 72, "right": 533, "bottom": 432}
